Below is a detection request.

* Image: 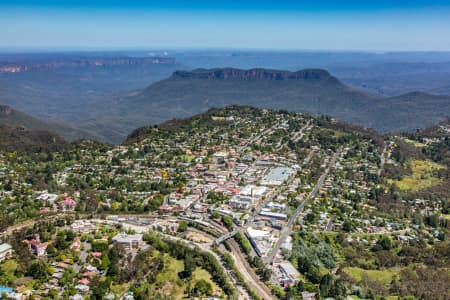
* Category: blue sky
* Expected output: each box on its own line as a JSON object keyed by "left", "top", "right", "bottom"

{"left": 1, "top": 1, "right": 450, "bottom": 51}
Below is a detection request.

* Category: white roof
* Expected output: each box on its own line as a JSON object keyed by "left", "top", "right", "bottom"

{"left": 279, "top": 261, "right": 300, "bottom": 278}
{"left": 0, "top": 243, "right": 12, "bottom": 253}
{"left": 246, "top": 227, "right": 271, "bottom": 238}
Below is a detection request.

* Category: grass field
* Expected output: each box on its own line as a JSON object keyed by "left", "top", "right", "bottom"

{"left": 392, "top": 159, "right": 445, "bottom": 191}
{"left": 150, "top": 254, "right": 222, "bottom": 299}
{"left": 110, "top": 283, "right": 130, "bottom": 296}
{"left": 403, "top": 138, "right": 427, "bottom": 148}
{"left": 192, "top": 268, "right": 222, "bottom": 294}
{"left": 343, "top": 267, "right": 399, "bottom": 286}
{"left": 153, "top": 254, "right": 186, "bottom": 299}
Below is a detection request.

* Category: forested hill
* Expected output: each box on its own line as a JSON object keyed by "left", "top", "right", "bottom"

{"left": 0, "top": 124, "right": 68, "bottom": 153}
{"left": 0, "top": 105, "right": 96, "bottom": 141}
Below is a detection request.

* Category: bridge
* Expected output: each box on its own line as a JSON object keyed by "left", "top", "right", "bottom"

{"left": 215, "top": 229, "right": 238, "bottom": 245}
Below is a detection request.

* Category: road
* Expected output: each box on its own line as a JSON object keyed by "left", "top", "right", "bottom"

{"left": 0, "top": 212, "right": 79, "bottom": 238}
{"left": 264, "top": 147, "right": 342, "bottom": 264}
{"left": 378, "top": 144, "right": 387, "bottom": 176}
{"left": 291, "top": 121, "right": 311, "bottom": 143}
{"left": 324, "top": 214, "right": 335, "bottom": 232}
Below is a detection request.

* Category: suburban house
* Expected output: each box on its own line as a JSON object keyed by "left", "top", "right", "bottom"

{"left": 57, "top": 198, "right": 77, "bottom": 211}
{"left": 24, "top": 234, "right": 48, "bottom": 257}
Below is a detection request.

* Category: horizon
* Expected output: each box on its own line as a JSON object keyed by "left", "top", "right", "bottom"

{"left": 1, "top": 1, "right": 450, "bottom": 51}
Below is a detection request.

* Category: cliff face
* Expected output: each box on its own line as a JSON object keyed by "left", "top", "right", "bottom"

{"left": 172, "top": 68, "right": 339, "bottom": 82}
{"left": 0, "top": 57, "right": 176, "bottom": 73}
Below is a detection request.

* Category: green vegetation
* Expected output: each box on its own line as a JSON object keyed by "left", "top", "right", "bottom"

{"left": 392, "top": 159, "right": 445, "bottom": 191}
{"left": 343, "top": 267, "right": 399, "bottom": 286}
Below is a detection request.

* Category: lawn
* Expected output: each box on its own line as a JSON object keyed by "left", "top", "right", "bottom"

{"left": 343, "top": 267, "right": 399, "bottom": 287}
{"left": 393, "top": 159, "right": 445, "bottom": 191}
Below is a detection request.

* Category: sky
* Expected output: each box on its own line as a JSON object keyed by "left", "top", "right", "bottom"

{"left": 1, "top": 0, "right": 450, "bottom": 51}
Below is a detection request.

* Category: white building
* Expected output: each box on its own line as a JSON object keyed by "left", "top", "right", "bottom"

{"left": 112, "top": 233, "right": 143, "bottom": 249}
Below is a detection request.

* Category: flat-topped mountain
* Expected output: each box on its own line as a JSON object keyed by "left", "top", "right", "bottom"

{"left": 171, "top": 68, "right": 338, "bottom": 82}
{"left": 119, "top": 68, "right": 450, "bottom": 135}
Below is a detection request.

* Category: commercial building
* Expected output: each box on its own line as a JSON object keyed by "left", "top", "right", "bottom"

{"left": 112, "top": 233, "right": 143, "bottom": 249}
{"left": 278, "top": 261, "right": 301, "bottom": 286}
{"left": 261, "top": 167, "right": 294, "bottom": 186}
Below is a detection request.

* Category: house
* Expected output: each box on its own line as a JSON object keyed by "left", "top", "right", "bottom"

{"left": 37, "top": 192, "right": 58, "bottom": 204}
{"left": 112, "top": 233, "right": 143, "bottom": 249}
{"left": 58, "top": 198, "right": 77, "bottom": 211}
{"left": 75, "top": 284, "right": 90, "bottom": 293}
{"left": 24, "top": 234, "right": 48, "bottom": 257}
{"left": 0, "top": 243, "right": 13, "bottom": 262}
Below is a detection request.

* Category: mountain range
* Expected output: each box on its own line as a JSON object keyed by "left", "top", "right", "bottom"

{"left": 2, "top": 67, "right": 450, "bottom": 143}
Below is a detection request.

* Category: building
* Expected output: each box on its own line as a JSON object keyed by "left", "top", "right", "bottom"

{"left": 245, "top": 227, "right": 273, "bottom": 257}
{"left": 24, "top": 235, "right": 48, "bottom": 257}
{"left": 259, "top": 210, "right": 288, "bottom": 221}
{"left": 112, "top": 233, "right": 143, "bottom": 249}
{"left": 0, "top": 243, "right": 13, "bottom": 262}
{"left": 57, "top": 198, "right": 77, "bottom": 211}
{"left": 71, "top": 220, "right": 96, "bottom": 233}
{"left": 229, "top": 196, "right": 252, "bottom": 209}
{"left": 261, "top": 167, "right": 294, "bottom": 186}
{"left": 279, "top": 261, "right": 301, "bottom": 286}
{"left": 37, "top": 192, "right": 59, "bottom": 204}
{"left": 301, "top": 291, "right": 316, "bottom": 300}
{"left": 229, "top": 185, "right": 268, "bottom": 209}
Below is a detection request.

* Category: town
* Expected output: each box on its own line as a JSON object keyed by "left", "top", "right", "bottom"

{"left": 0, "top": 106, "right": 449, "bottom": 300}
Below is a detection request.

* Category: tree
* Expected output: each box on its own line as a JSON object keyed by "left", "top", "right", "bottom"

{"left": 222, "top": 215, "right": 234, "bottom": 231}
{"left": 342, "top": 220, "right": 353, "bottom": 232}
{"left": 27, "top": 260, "right": 48, "bottom": 280}
{"left": 178, "top": 221, "right": 188, "bottom": 232}
{"left": 180, "top": 254, "right": 196, "bottom": 279}
{"left": 192, "top": 279, "right": 212, "bottom": 296}
{"left": 320, "top": 274, "right": 333, "bottom": 297}
{"left": 378, "top": 235, "right": 392, "bottom": 251}
{"left": 101, "top": 252, "right": 111, "bottom": 270}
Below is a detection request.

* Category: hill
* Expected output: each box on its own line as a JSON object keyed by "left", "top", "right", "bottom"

{"left": 0, "top": 123, "right": 68, "bottom": 153}
{"left": 121, "top": 68, "right": 450, "bottom": 134}
{"left": 0, "top": 105, "right": 96, "bottom": 141}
